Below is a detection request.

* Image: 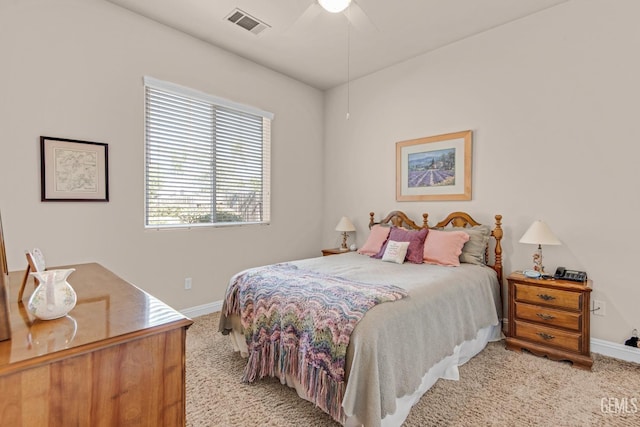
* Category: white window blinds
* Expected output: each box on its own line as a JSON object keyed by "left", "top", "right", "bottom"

{"left": 144, "top": 77, "right": 272, "bottom": 228}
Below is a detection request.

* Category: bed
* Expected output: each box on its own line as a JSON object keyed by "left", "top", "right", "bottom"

{"left": 218, "top": 210, "right": 504, "bottom": 427}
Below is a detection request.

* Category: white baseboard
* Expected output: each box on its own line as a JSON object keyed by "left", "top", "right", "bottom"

{"left": 591, "top": 338, "right": 640, "bottom": 364}
{"left": 180, "top": 300, "right": 222, "bottom": 318}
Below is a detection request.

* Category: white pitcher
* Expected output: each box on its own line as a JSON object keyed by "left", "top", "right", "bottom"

{"left": 28, "top": 269, "right": 77, "bottom": 320}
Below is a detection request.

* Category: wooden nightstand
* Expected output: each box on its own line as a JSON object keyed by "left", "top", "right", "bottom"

{"left": 321, "top": 248, "right": 350, "bottom": 256}
{"left": 505, "top": 272, "right": 593, "bottom": 370}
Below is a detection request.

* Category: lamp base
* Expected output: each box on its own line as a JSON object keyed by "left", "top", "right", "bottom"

{"left": 340, "top": 232, "right": 349, "bottom": 251}
{"left": 532, "top": 244, "right": 545, "bottom": 274}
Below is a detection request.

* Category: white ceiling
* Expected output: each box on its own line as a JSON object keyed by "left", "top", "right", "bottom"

{"left": 106, "top": 0, "right": 568, "bottom": 90}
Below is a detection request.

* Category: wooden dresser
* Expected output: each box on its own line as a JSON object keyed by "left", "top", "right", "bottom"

{"left": 0, "top": 263, "right": 193, "bottom": 426}
{"left": 505, "top": 272, "right": 592, "bottom": 370}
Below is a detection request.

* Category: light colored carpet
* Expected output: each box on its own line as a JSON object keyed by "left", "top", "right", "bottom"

{"left": 186, "top": 312, "right": 640, "bottom": 426}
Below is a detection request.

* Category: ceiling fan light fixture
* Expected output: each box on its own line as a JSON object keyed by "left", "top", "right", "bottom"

{"left": 318, "top": 0, "right": 351, "bottom": 14}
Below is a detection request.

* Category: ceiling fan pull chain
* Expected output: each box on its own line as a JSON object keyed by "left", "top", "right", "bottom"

{"left": 346, "top": 5, "right": 351, "bottom": 120}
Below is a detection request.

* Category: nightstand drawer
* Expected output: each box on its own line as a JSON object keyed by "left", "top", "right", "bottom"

{"left": 514, "top": 283, "right": 582, "bottom": 311}
{"left": 515, "top": 302, "right": 582, "bottom": 331}
{"left": 515, "top": 321, "right": 582, "bottom": 353}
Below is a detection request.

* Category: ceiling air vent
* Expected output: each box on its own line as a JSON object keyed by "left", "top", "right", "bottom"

{"left": 226, "top": 9, "right": 270, "bottom": 35}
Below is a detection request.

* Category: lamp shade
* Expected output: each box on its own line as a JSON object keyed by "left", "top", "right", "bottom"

{"left": 318, "top": 0, "right": 351, "bottom": 13}
{"left": 335, "top": 216, "right": 356, "bottom": 232}
{"left": 519, "top": 220, "right": 561, "bottom": 246}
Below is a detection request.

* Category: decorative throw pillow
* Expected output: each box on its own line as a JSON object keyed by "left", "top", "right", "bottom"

{"left": 423, "top": 229, "right": 470, "bottom": 266}
{"left": 454, "top": 225, "right": 491, "bottom": 265}
{"left": 374, "top": 227, "right": 428, "bottom": 264}
{"left": 381, "top": 240, "right": 410, "bottom": 264}
{"left": 357, "top": 224, "right": 391, "bottom": 256}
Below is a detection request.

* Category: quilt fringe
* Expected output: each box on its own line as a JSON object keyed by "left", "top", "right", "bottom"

{"left": 223, "top": 279, "right": 241, "bottom": 317}
{"left": 225, "top": 263, "right": 408, "bottom": 424}
{"left": 242, "top": 340, "right": 346, "bottom": 423}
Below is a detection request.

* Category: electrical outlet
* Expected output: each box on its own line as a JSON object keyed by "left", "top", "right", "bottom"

{"left": 593, "top": 299, "right": 606, "bottom": 316}
{"left": 184, "top": 277, "right": 192, "bottom": 290}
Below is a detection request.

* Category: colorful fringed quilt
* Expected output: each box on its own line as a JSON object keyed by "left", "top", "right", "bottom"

{"left": 223, "top": 263, "right": 408, "bottom": 423}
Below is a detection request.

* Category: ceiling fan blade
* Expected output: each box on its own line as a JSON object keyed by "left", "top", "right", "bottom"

{"left": 286, "top": 2, "right": 323, "bottom": 35}
{"left": 345, "top": 1, "right": 377, "bottom": 34}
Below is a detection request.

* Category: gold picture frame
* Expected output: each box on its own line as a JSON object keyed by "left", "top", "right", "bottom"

{"left": 396, "top": 130, "right": 472, "bottom": 201}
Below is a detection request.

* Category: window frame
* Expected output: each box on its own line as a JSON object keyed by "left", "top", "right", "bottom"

{"left": 143, "top": 76, "right": 273, "bottom": 230}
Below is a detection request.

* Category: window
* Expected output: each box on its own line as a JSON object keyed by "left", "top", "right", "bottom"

{"left": 144, "top": 77, "right": 272, "bottom": 228}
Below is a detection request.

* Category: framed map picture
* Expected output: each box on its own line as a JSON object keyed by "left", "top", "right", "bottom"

{"left": 396, "top": 130, "right": 472, "bottom": 201}
{"left": 40, "top": 136, "right": 109, "bottom": 202}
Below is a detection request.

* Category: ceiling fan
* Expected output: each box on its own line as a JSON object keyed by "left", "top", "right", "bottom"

{"left": 289, "top": 0, "right": 375, "bottom": 119}
{"left": 289, "top": 0, "right": 376, "bottom": 34}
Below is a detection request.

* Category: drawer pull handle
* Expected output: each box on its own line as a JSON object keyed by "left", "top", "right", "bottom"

{"left": 537, "top": 332, "right": 555, "bottom": 340}
{"left": 536, "top": 313, "right": 556, "bottom": 321}
{"left": 537, "top": 294, "right": 556, "bottom": 301}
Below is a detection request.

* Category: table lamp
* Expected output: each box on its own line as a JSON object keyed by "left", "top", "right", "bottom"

{"left": 335, "top": 216, "right": 356, "bottom": 251}
{"left": 519, "top": 220, "right": 561, "bottom": 274}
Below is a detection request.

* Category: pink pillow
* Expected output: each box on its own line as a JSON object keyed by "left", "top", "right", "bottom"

{"left": 357, "top": 225, "right": 391, "bottom": 256}
{"left": 423, "top": 229, "right": 470, "bottom": 266}
{"left": 374, "top": 227, "right": 428, "bottom": 264}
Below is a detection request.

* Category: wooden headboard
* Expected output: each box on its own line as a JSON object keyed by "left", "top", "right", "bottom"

{"left": 370, "top": 210, "right": 429, "bottom": 230}
{"left": 368, "top": 210, "right": 503, "bottom": 282}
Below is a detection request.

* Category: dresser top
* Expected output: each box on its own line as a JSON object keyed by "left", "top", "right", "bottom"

{"left": 0, "top": 263, "right": 192, "bottom": 373}
{"left": 507, "top": 271, "right": 592, "bottom": 291}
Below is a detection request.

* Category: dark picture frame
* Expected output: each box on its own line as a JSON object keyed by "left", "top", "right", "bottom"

{"left": 40, "top": 136, "right": 109, "bottom": 202}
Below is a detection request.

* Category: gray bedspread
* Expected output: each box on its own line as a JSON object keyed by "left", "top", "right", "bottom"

{"left": 219, "top": 252, "right": 501, "bottom": 427}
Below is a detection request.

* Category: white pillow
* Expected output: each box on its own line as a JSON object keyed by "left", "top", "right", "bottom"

{"left": 381, "top": 240, "right": 410, "bottom": 264}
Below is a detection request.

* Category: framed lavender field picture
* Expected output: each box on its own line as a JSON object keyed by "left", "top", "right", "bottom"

{"left": 40, "top": 136, "right": 109, "bottom": 202}
{"left": 396, "top": 130, "right": 472, "bottom": 201}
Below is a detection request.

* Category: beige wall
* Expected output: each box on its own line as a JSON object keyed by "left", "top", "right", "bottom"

{"left": 0, "top": 0, "right": 324, "bottom": 308}
{"left": 323, "top": 0, "right": 640, "bottom": 344}
{"left": 2, "top": 0, "right": 638, "bottom": 346}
